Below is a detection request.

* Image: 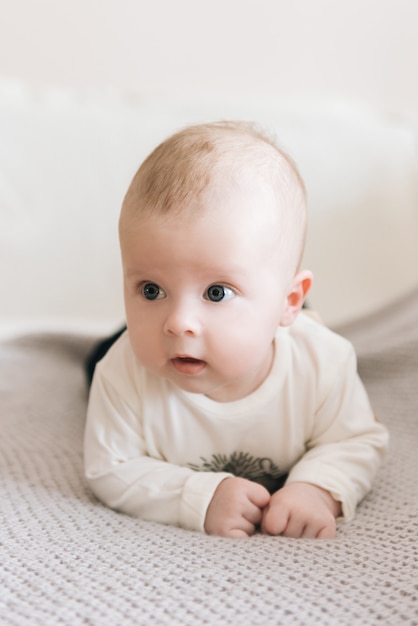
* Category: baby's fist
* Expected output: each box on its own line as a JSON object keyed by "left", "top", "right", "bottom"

{"left": 204, "top": 477, "right": 270, "bottom": 538}
{"left": 261, "top": 482, "right": 341, "bottom": 539}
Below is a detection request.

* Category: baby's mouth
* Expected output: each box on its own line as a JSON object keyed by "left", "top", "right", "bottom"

{"left": 171, "top": 356, "right": 207, "bottom": 376}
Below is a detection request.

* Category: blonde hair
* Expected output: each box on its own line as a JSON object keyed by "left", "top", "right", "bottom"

{"left": 120, "top": 121, "right": 307, "bottom": 270}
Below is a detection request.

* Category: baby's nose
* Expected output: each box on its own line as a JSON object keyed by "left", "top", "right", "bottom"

{"left": 163, "top": 301, "right": 202, "bottom": 337}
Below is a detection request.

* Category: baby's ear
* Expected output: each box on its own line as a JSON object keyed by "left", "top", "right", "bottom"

{"left": 279, "top": 270, "right": 313, "bottom": 327}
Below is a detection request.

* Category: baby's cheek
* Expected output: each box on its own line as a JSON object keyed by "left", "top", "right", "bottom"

{"left": 128, "top": 328, "right": 157, "bottom": 363}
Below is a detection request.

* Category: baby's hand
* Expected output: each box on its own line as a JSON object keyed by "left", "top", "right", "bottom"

{"left": 261, "top": 482, "right": 342, "bottom": 539}
{"left": 204, "top": 477, "right": 271, "bottom": 538}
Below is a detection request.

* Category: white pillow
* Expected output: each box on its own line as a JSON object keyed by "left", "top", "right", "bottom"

{"left": 0, "top": 81, "right": 417, "bottom": 331}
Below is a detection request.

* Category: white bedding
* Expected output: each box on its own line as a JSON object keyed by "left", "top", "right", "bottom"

{"left": 1, "top": 288, "right": 417, "bottom": 625}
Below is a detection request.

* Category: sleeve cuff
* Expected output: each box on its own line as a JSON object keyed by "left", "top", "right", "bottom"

{"left": 179, "top": 471, "right": 233, "bottom": 532}
{"left": 285, "top": 462, "right": 356, "bottom": 521}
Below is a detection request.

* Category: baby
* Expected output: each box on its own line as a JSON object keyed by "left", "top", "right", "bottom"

{"left": 84, "top": 121, "right": 389, "bottom": 539}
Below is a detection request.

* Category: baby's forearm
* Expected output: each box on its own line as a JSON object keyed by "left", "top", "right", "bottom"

{"left": 285, "top": 427, "right": 388, "bottom": 520}
{"left": 85, "top": 455, "right": 231, "bottom": 532}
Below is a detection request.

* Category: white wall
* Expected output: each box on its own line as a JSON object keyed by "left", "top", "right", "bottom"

{"left": 1, "top": 0, "right": 417, "bottom": 329}
{"left": 0, "top": 0, "right": 417, "bottom": 125}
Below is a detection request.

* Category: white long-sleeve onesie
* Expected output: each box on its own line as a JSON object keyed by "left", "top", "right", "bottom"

{"left": 84, "top": 314, "right": 389, "bottom": 532}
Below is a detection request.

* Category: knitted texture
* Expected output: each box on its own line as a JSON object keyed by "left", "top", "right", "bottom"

{"left": 1, "top": 290, "right": 417, "bottom": 626}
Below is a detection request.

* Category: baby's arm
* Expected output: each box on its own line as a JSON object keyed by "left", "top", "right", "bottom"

{"left": 263, "top": 342, "right": 388, "bottom": 531}
{"left": 261, "top": 482, "right": 341, "bottom": 538}
{"left": 204, "top": 477, "right": 270, "bottom": 538}
{"left": 84, "top": 367, "right": 232, "bottom": 532}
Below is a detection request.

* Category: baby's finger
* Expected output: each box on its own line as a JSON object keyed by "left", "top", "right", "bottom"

{"left": 243, "top": 502, "right": 264, "bottom": 527}
{"left": 228, "top": 528, "right": 252, "bottom": 539}
{"left": 300, "top": 524, "right": 319, "bottom": 539}
{"left": 301, "top": 512, "right": 336, "bottom": 539}
{"left": 226, "top": 514, "right": 259, "bottom": 538}
{"left": 281, "top": 513, "right": 307, "bottom": 538}
{"left": 246, "top": 481, "right": 271, "bottom": 509}
{"left": 261, "top": 504, "right": 289, "bottom": 536}
{"left": 316, "top": 522, "right": 336, "bottom": 540}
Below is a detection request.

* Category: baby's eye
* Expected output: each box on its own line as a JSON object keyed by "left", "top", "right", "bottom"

{"left": 205, "top": 284, "right": 235, "bottom": 302}
{"left": 141, "top": 282, "right": 166, "bottom": 301}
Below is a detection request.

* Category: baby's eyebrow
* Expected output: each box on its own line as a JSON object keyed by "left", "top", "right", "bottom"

{"left": 125, "top": 268, "right": 148, "bottom": 278}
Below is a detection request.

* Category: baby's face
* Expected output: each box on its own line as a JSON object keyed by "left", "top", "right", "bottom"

{"left": 120, "top": 180, "right": 294, "bottom": 402}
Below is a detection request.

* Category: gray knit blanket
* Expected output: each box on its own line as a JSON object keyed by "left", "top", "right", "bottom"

{"left": 1, "top": 289, "right": 417, "bottom": 626}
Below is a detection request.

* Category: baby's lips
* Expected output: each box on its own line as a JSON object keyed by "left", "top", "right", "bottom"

{"left": 171, "top": 357, "right": 207, "bottom": 375}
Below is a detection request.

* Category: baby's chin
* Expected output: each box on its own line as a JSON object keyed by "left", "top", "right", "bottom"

{"left": 163, "top": 367, "right": 228, "bottom": 400}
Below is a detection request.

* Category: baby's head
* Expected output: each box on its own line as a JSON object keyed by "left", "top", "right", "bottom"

{"left": 119, "top": 122, "right": 312, "bottom": 402}
{"left": 120, "top": 121, "right": 307, "bottom": 278}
